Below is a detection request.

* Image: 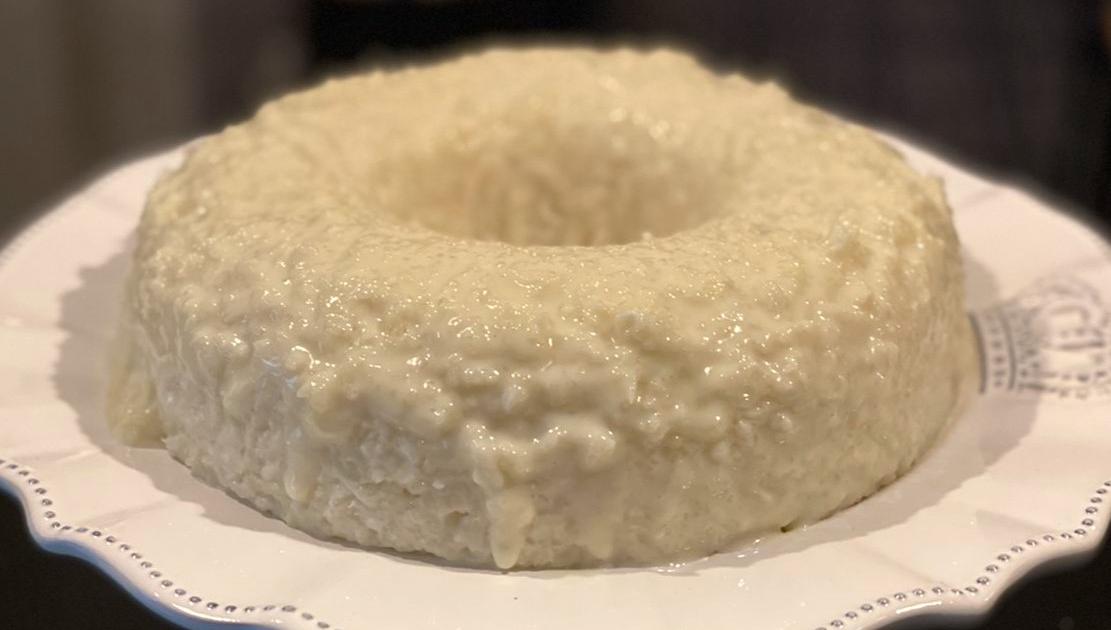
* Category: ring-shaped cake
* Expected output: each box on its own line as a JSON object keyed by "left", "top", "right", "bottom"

{"left": 111, "top": 47, "right": 976, "bottom": 568}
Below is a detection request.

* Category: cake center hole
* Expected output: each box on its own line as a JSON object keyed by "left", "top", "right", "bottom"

{"left": 373, "top": 111, "right": 727, "bottom": 246}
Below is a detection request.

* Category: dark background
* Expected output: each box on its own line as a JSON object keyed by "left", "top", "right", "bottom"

{"left": 2, "top": 1, "right": 1110, "bottom": 629}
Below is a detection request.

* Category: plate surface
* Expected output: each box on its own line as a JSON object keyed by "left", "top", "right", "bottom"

{"left": 0, "top": 136, "right": 1109, "bottom": 630}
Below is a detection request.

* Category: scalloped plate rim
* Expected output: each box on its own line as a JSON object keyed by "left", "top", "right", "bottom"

{"left": 0, "top": 136, "right": 1109, "bottom": 630}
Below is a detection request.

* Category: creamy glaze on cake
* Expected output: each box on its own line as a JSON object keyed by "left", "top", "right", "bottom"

{"left": 110, "top": 47, "right": 977, "bottom": 568}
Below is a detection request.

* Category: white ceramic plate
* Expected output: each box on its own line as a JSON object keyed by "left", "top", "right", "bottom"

{"left": 1, "top": 136, "right": 1109, "bottom": 630}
